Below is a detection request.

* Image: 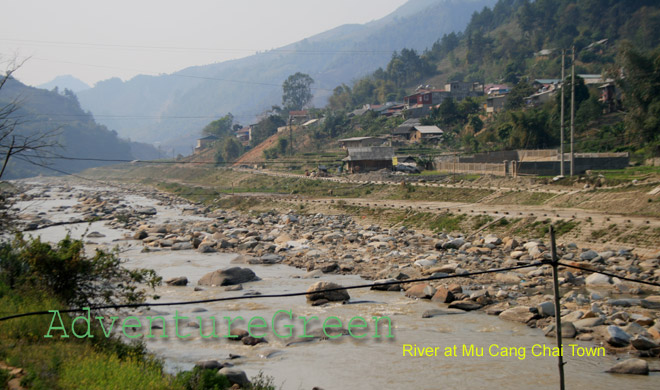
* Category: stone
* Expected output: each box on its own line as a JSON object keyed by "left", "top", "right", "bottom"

{"left": 495, "top": 272, "right": 522, "bottom": 284}
{"left": 171, "top": 242, "right": 193, "bottom": 251}
{"left": 198, "top": 267, "right": 258, "bottom": 286}
{"left": 573, "top": 317, "right": 605, "bottom": 329}
{"left": 218, "top": 367, "right": 251, "bottom": 386}
{"left": 306, "top": 281, "right": 350, "bottom": 303}
{"left": 543, "top": 322, "right": 577, "bottom": 338}
{"left": 631, "top": 335, "right": 659, "bottom": 351}
{"left": 431, "top": 287, "right": 455, "bottom": 303}
{"left": 405, "top": 284, "right": 434, "bottom": 299}
{"left": 242, "top": 336, "right": 267, "bottom": 346}
{"left": 164, "top": 276, "right": 188, "bottom": 286}
{"left": 86, "top": 231, "right": 105, "bottom": 238}
{"left": 370, "top": 279, "right": 401, "bottom": 291}
{"left": 585, "top": 273, "right": 611, "bottom": 286}
{"left": 580, "top": 250, "right": 599, "bottom": 261}
{"left": 606, "top": 359, "right": 649, "bottom": 375}
{"left": 195, "top": 360, "right": 224, "bottom": 370}
{"left": 606, "top": 325, "right": 631, "bottom": 347}
{"left": 422, "top": 308, "right": 465, "bottom": 318}
{"left": 641, "top": 299, "right": 660, "bottom": 310}
{"left": 484, "top": 234, "right": 501, "bottom": 245}
{"left": 133, "top": 230, "right": 148, "bottom": 240}
{"left": 447, "top": 300, "right": 482, "bottom": 311}
{"left": 499, "top": 306, "right": 535, "bottom": 323}
{"left": 197, "top": 244, "right": 216, "bottom": 253}
{"left": 537, "top": 301, "right": 555, "bottom": 317}
{"left": 136, "top": 207, "right": 157, "bottom": 215}
{"left": 443, "top": 238, "right": 465, "bottom": 249}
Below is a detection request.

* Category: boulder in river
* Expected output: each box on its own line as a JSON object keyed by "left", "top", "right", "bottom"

{"left": 218, "top": 367, "right": 251, "bottom": 387}
{"left": 306, "top": 281, "right": 350, "bottom": 304}
{"left": 198, "top": 267, "right": 258, "bottom": 286}
{"left": 164, "top": 276, "right": 188, "bottom": 286}
{"left": 606, "top": 358, "right": 649, "bottom": 375}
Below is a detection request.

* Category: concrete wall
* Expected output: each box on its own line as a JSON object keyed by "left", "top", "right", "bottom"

{"left": 517, "top": 155, "right": 629, "bottom": 176}
{"left": 434, "top": 161, "right": 506, "bottom": 176}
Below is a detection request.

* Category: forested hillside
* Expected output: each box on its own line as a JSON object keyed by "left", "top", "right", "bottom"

{"left": 320, "top": 0, "right": 660, "bottom": 161}
{"left": 0, "top": 79, "right": 159, "bottom": 179}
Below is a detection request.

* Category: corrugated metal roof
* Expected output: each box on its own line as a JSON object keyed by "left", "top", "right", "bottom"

{"left": 339, "top": 136, "right": 376, "bottom": 142}
{"left": 343, "top": 147, "right": 394, "bottom": 161}
{"left": 413, "top": 125, "right": 443, "bottom": 134}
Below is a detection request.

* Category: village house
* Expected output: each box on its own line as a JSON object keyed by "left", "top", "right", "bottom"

{"left": 392, "top": 118, "right": 421, "bottom": 140}
{"left": 404, "top": 82, "right": 483, "bottom": 117}
{"left": 235, "top": 126, "right": 252, "bottom": 143}
{"left": 194, "top": 135, "right": 218, "bottom": 153}
{"left": 288, "top": 110, "right": 310, "bottom": 125}
{"left": 338, "top": 136, "right": 385, "bottom": 149}
{"left": 410, "top": 125, "right": 443, "bottom": 143}
{"left": 343, "top": 146, "right": 394, "bottom": 173}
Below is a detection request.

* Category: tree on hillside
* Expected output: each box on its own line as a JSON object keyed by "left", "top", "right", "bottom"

{"left": 505, "top": 81, "right": 536, "bottom": 110}
{"left": 202, "top": 113, "right": 235, "bottom": 138}
{"left": 282, "top": 73, "right": 314, "bottom": 111}
{"left": 616, "top": 44, "right": 660, "bottom": 150}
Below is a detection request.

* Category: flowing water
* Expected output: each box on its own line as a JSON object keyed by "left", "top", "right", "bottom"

{"left": 12, "top": 180, "right": 658, "bottom": 389}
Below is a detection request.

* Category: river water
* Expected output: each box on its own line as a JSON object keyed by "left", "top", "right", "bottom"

{"left": 13, "top": 180, "right": 658, "bottom": 389}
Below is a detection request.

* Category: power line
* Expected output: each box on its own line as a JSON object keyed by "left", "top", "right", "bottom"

{"left": 2, "top": 38, "right": 394, "bottom": 55}
{"left": 557, "top": 261, "right": 660, "bottom": 288}
{"left": 0, "top": 263, "right": 542, "bottom": 322}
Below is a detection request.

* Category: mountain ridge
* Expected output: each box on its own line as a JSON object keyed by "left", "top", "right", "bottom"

{"left": 77, "top": 0, "right": 496, "bottom": 152}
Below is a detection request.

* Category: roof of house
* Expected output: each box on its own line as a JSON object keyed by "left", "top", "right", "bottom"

{"left": 343, "top": 147, "right": 394, "bottom": 161}
{"left": 392, "top": 118, "right": 421, "bottom": 135}
{"left": 199, "top": 135, "right": 219, "bottom": 140}
{"left": 289, "top": 110, "right": 308, "bottom": 117}
{"left": 338, "top": 136, "right": 378, "bottom": 142}
{"left": 412, "top": 125, "right": 443, "bottom": 134}
{"left": 302, "top": 119, "right": 319, "bottom": 127}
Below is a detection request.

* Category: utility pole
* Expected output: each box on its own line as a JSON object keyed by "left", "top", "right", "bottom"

{"left": 560, "top": 50, "right": 565, "bottom": 177}
{"left": 570, "top": 47, "right": 575, "bottom": 177}
{"left": 549, "top": 226, "right": 566, "bottom": 390}
{"left": 288, "top": 115, "right": 293, "bottom": 156}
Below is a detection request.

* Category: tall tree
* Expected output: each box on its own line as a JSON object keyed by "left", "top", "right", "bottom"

{"left": 202, "top": 113, "right": 235, "bottom": 137}
{"left": 282, "top": 73, "right": 314, "bottom": 111}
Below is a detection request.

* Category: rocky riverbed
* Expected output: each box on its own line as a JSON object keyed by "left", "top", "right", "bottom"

{"left": 9, "top": 178, "right": 660, "bottom": 387}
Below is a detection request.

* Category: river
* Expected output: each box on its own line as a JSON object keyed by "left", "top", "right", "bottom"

{"left": 12, "top": 179, "right": 658, "bottom": 389}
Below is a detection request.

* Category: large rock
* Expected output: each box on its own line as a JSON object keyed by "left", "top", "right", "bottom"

{"left": 431, "top": 287, "right": 455, "bottom": 303}
{"left": 306, "top": 281, "right": 350, "bottom": 303}
{"left": 164, "top": 276, "right": 188, "bottom": 286}
{"left": 405, "top": 284, "right": 435, "bottom": 299}
{"left": 499, "top": 306, "right": 536, "bottom": 323}
{"left": 580, "top": 250, "right": 599, "bottom": 261}
{"left": 218, "top": 367, "right": 251, "bottom": 386}
{"left": 136, "top": 207, "right": 157, "bottom": 215}
{"left": 586, "top": 273, "right": 611, "bottom": 286}
{"left": 606, "top": 325, "right": 631, "bottom": 347}
{"left": 198, "top": 267, "right": 258, "bottom": 286}
{"left": 447, "top": 300, "right": 482, "bottom": 311}
{"left": 606, "top": 358, "right": 649, "bottom": 375}
{"left": 537, "top": 301, "right": 555, "bottom": 317}
{"left": 631, "top": 335, "right": 659, "bottom": 351}
{"left": 543, "top": 322, "right": 577, "bottom": 338}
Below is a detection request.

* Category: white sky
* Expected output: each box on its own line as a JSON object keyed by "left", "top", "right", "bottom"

{"left": 1, "top": 0, "right": 409, "bottom": 87}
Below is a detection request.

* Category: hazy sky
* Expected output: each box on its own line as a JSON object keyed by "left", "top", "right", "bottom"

{"left": 0, "top": 0, "right": 410, "bottom": 87}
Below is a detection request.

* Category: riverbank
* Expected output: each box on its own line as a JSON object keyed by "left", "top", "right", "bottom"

{"left": 5, "top": 177, "right": 660, "bottom": 388}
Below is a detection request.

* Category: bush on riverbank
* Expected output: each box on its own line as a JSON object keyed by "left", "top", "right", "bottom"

{"left": 0, "top": 236, "right": 276, "bottom": 389}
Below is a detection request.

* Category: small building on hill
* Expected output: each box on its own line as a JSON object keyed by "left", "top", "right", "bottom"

{"left": 338, "top": 136, "right": 385, "bottom": 149}
{"left": 410, "top": 125, "right": 443, "bottom": 143}
{"left": 195, "top": 135, "right": 218, "bottom": 153}
{"left": 288, "top": 110, "right": 310, "bottom": 125}
{"left": 343, "top": 147, "right": 394, "bottom": 173}
{"left": 392, "top": 118, "right": 421, "bottom": 140}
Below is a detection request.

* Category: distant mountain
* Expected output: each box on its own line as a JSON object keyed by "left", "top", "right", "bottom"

{"left": 38, "top": 75, "right": 90, "bottom": 93}
{"left": 77, "top": 0, "right": 496, "bottom": 153}
{"left": 0, "top": 78, "right": 159, "bottom": 179}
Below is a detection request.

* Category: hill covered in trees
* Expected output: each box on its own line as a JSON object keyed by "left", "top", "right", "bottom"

{"left": 0, "top": 78, "right": 160, "bottom": 179}
{"left": 319, "top": 0, "right": 660, "bottom": 161}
